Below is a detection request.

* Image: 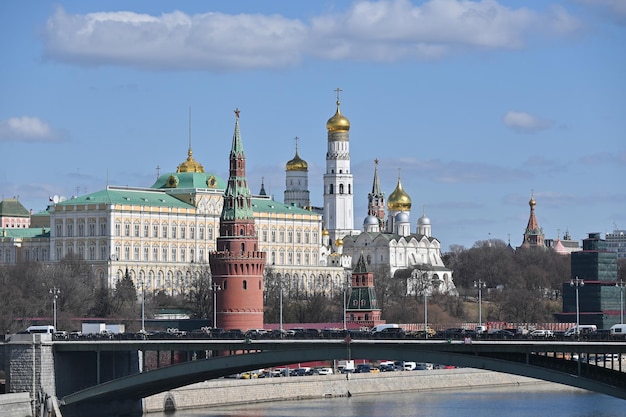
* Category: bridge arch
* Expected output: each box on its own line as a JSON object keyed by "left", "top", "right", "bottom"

{"left": 61, "top": 344, "right": 626, "bottom": 406}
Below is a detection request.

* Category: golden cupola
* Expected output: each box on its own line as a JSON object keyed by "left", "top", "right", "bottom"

{"left": 387, "top": 177, "right": 412, "bottom": 211}
{"left": 326, "top": 100, "right": 350, "bottom": 133}
{"left": 177, "top": 148, "right": 204, "bottom": 173}
{"left": 286, "top": 141, "right": 308, "bottom": 171}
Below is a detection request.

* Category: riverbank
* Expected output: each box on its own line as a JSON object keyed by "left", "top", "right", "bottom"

{"left": 143, "top": 368, "right": 579, "bottom": 414}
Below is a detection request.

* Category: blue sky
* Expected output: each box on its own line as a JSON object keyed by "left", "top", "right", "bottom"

{"left": 1, "top": 0, "right": 624, "bottom": 251}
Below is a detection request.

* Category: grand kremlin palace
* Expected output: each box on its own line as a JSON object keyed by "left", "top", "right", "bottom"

{"left": 0, "top": 98, "right": 454, "bottom": 298}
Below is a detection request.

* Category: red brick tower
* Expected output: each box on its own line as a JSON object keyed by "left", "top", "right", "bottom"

{"left": 209, "top": 109, "right": 266, "bottom": 331}
{"left": 346, "top": 252, "right": 384, "bottom": 328}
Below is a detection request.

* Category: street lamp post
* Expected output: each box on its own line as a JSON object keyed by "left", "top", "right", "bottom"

{"left": 50, "top": 286, "right": 60, "bottom": 331}
{"left": 279, "top": 282, "right": 284, "bottom": 336}
{"left": 570, "top": 276, "right": 584, "bottom": 340}
{"left": 138, "top": 279, "right": 145, "bottom": 333}
{"left": 474, "top": 280, "right": 486, "bottom": 328}
{"left": 343, "top": 287, "right": 346, "bottom": 331}
{"left": 424, "top": 292, "right": 428, "bottom": 339}
{"left": 616, "top": 279, "right": 625, "bottom": 325}
{"left": 212, "top": 282, "right": 221, "bottom": 329}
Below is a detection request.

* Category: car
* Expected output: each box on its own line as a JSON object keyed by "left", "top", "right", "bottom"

{"left": 489, "top": 329, "right": 516, "bottom": 339}
{"left": 529, "top": 329, "right": 554, "bottom": 338}
{"left": 293, "top": 368, "right": 309, "bottom": 376}
{"left": 373, "top": 327, "right": 406, "bottom": 339}
{"left": 462, "top": 329, "right": 478, "bottom": 338}
{"left": 415, "top": 362, "right": 433, "bottom": 370}
{"left": 378, "top": 363, "right": 396, "bottom": 372}
{"left": 355, "top": 364, "right": 373, "bottom": 373}
{"left": 441, "top": 328, "right": 465, "bottom": 339}
{"left": 317, "top": 367, "right": 333, "bottom": 375}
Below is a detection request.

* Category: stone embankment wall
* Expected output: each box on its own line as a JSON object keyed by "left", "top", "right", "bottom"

{"left": 144, "top": 368, "right": 565, "bottom": 413}
{"left": 0, "top": 393, "right": 32, "bottom": 417}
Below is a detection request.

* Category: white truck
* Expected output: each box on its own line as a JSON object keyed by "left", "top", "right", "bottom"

{"left": 82, "top": 323, "right": 126, "bottom": 335}
{"left": 609, "top": 324, "right": 626, "bottom": 339}
{"left": 337, "top": 360, "right": 355, "bottom": 373}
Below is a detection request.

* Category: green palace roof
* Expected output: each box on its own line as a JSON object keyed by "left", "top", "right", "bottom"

{"left": 0, "top": 198, "right": 30, "bottom": 217}
{"left": 151, "top": 172, "right": 227, "bottom": 190}
{"left": 251, "top": 198, "right": 317, "bottom": 216}
{"left": 56, "top": 188, "right": 195, "bottom": 209}
{"left": 0, "top": 227, "right": 50, "bottom": 239}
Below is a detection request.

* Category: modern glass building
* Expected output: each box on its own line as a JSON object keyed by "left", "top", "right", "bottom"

{"left": 556, "top": 233, "right": 622, "bottom": 329}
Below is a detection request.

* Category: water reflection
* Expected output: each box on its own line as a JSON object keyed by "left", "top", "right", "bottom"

{"left": 145, "top": 387, "right": 624, "bottom": 417}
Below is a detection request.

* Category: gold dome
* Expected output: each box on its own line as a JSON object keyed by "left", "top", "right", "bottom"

{"left": 286, "top": 150, "right": 308, "bottom": 171}
{"left": 387, "top": 177, "right": 412, "bottom": 211}
{"left": 326, "top": 100, "right": 350, "bottom": 132}
{"left": 335, "top": 238, "right": 344, "bottom": 246}
{"left": 177, "top": 148, "right": 204, "bottom": 173}
{"left": 322, "top": 229, "right": 329, "bottom": 236}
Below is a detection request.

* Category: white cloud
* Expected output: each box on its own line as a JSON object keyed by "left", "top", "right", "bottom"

{"left": 41, "top": 1, "right": 583, "bottom": 71}
{"left": 503, "top": 111, "right": 555, "bottom": 133}
{"left": 0, "top": 117, "right": 67, "bottom": 143}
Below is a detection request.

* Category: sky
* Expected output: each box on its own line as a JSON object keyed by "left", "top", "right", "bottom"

{"left": 1, "top": 0, "right": 624, "bottom": 252}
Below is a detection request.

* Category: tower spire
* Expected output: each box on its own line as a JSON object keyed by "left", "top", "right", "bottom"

{"left": 520, "top": 191, "right": 545, "bottom": 249}
{"left": 210, "top": 108, "right": 265, "bottom": 331}
{"left": 368, "top": 159, "right": 386, "bottom": 230}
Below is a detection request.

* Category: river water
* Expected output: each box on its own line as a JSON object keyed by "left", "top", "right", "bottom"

{"left": 145, "top": 386, "right": 624, "bottom": 417}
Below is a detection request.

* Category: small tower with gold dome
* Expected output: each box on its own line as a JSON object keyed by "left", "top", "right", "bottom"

{"left": 323, "top": 88, "right": 356, "bottom": 246}
{"left": 519, "top": 192, "right": 545, "bottom": 249}
{"left": 386, "top": 174, "right": 412, "bottom": 235}
{"left": 284, "top": 137, "right": 310, "bottom": 208}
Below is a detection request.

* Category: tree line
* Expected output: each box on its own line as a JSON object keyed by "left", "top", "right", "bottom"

{"left": 1, "top": 243, "right": 624, "bottom": 333}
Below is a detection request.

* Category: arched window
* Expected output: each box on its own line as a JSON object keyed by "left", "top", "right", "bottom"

{"left": 339, "top": 184, "right": 344, "bottom": 194}
{"left": 243, "top": 280, "right": 247, "bottom": 290}
{"left": 329, "top": 184, "right": 334, "bottom": 194}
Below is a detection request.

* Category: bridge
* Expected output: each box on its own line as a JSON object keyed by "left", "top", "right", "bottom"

{"left": 54, "top": 338, "right": 626, "bottom": 408}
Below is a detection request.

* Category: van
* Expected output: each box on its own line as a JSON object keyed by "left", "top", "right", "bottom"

{"left": 371, "top": 324, "right": 400, "bottom": 334}
{"left": 564, "top": 324, "right": 597, "bottom": 337}
{"left": 403, "top": 361, "right": 416, "bottom": 371}
{"left": 609, "top": 324, "right": 626, "bottom": 339}
{"left": 26, "top": 325, "right": 55, "bottom": 334}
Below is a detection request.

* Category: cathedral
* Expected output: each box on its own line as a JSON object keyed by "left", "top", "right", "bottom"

{"left": 0, "top": 92, "right": 456, "bottom": 300}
